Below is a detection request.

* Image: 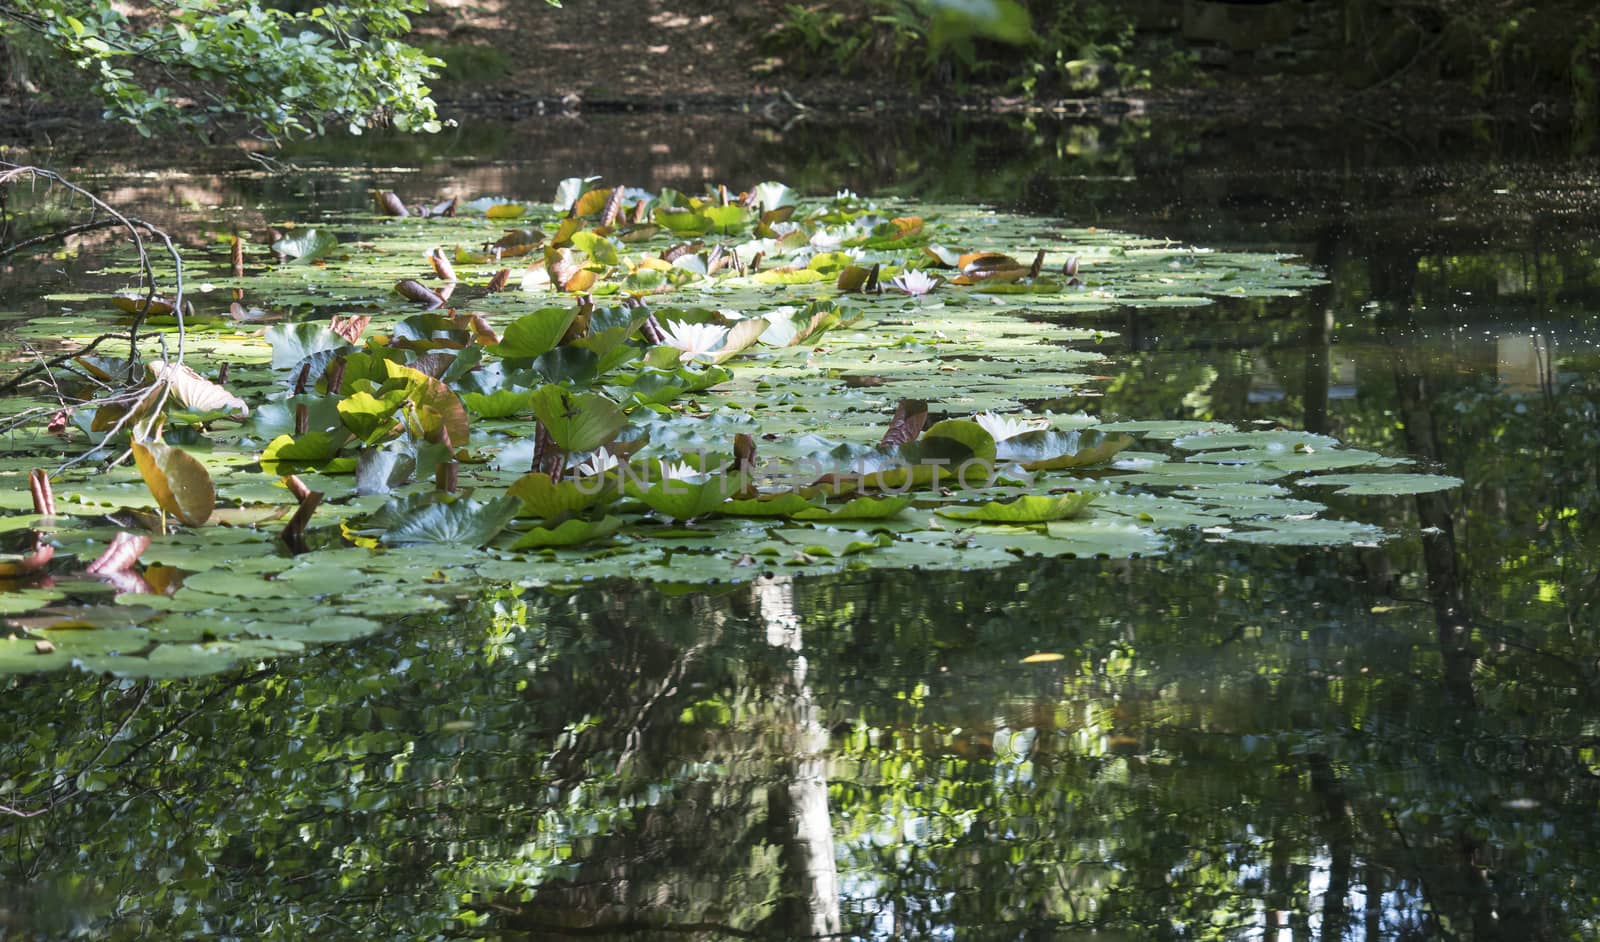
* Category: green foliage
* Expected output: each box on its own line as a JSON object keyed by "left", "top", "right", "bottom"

{"left": 0, "top": 0, "right": 444, "bottom": 139}
{"left": 762, "top": 0, "right": 1165, "bottom": 94}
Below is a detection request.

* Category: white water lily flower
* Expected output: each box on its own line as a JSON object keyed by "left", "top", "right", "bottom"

{"left": 575, "top": 450, "right": 619, "bottom": 476}
{"left": 659, "top": 320, "right": 728, "bottom": 361}
{"left": 809, "top": 228, "right": 846, "bottom": 250}
{"left": 888, "top": 270, "right": 940, "bottom": 296}
{"left": 974, "top": 411, "right": 1047, "bottom": 442}
{"left": 659, "top": 460, "right": 702, "bottom": 481}
{"left": 834, "top": 188, "right": 859, "bottom": 201}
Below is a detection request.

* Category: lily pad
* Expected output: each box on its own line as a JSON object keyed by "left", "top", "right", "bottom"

{"left": 936, "top": 492, "right": 1096, "bottom": 523}
{"left": 1225, "top": 518, "right": 1390, "bottom": 546}
{"left": 510, "top": 515, "right": 625, "bottom": 549}
{"left": 271, "top": 228, "right": 339, "bottom": 263}
{"left": 1297, "top": 472, "right": 1465, "bottom": 496}
{"left": 377, "top": 496, "right": 521, "bottom": 546}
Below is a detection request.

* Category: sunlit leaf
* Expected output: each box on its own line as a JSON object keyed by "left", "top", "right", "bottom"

{"left": 271, "top": 228, "right": 339, "bottom": 263}
{"left": 131, "top": 441, "right": 215, "bottom": 527}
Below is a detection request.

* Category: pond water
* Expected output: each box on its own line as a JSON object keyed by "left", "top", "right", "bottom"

{"left": 2, "top": 113, "right": 1598, "bottom": 939}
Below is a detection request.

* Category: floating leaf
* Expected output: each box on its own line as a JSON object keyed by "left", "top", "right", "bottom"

{"left": 1298, "top": 473, "right": 1465, "bottom": 496}
{"left": 1226, "top": 518, "right": 1390, "bottom": 546}
{"left": 508, "top": 472, "right": 616, "bottom": 522}
{"left": 774, "top": 527, "right": 892, "bottom": 558}
{"left": 131, "top": 441, "right": 215, "bottom": 527}
{"left": 936, "top": 492, "right": 1096, "bottom": 523}
{"left": 379, "top": 496, "right": 521, "bottom": 546}
{"left": 629, "top": 473, "right": 742, "bottom": 521}
{"left": 997, "top": 429, "right": 1132, "bottom": 471}
{"left": 510, "top": 515, "right": 624, "bottom": 549}
{"left": 1173, "top": 430, "right": 1342, "bottom": 452}
{"left": 724, "top": 492, "right": 823, "bottom": 518}
{"left": 792, "top": 495, "right": 913, "bottom": 521}
{"left": 271, "top": 228, "right": 339, "bottom": 263}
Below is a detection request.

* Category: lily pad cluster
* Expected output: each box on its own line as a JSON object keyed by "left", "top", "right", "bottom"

{"left": 0, "top": 181, "right": 1457, "bottom": 676}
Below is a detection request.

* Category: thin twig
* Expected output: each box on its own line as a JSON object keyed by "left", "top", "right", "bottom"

{"left": 0, "top": 217, "right": 124, "bottom": 261}
{"left": 0, "top": 162, "right": 186, "bottom": 369}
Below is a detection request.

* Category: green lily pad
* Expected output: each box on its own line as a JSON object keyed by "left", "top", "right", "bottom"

{"left": 377, "top": 495, "right": 521, "bottom": 546}
{"left": 529, "top": 386, "right": 626, "bottom": 453}
{"left": 510, "top": 515, "right": 625, "bottom": 549}
{"left": 1225, "top": 518, "right": 1389, "bottom": 546}
{"left": 1097, "top": 420, "right": 1238, "bottom": 439}
{"left": 271, "top": 228, "right": 339, "bottom": 263}
{"left": 772, "top": 527, "right": 893, "bottom": 558}
{"left": 629, "top": 473, "right": 743, "bottom": 521}
{"left": 508, "top": 472, "right": 616, "bottom": 522}
{"left": 261, "top": 431, "right": 348, "bottom": 475}
{"left": 265, "top": 323, "right": 348, "bottom": 370}
{"left": 793, "top": 495, "right": 914, "bottom": 521}
{"left": 489, "top": 308, "right": 579, "bottom": 359}
{"left": 996, "top": 429, "right": 1133, "bottom": 471}
{"left": 1298, "top": 473, "right": 1466, "bottom": 496}
{"left": 936, "top": 492, "right": 1096, "bottom": 523}
{"left": 462, "top": 388, "right": 536, "bottom": 418}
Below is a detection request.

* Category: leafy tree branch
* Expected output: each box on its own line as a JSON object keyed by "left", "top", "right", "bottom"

{"left": 0, "top": 0, "right": 443, "bottom": 140}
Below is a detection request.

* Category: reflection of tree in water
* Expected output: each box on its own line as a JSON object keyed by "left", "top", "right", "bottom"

{"left": 490, "top": 577, "right": 840, "bottom": 938}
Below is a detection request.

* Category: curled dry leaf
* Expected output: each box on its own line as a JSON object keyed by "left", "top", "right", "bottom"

{"left": 734, "top": 433, "right": 759, "bottom": 477}
{"left": 571, "top": 187, "right": 613, "bottom": 219}
{"left": 457, "top": 312, "right": 498, "bottom": 345}
{"left": 427, "top": 247, "right": 457, "bottom": 282}
{"left": 329, "top": 314, "right": 371, "bottom": 344}
{"left": 493, "top": 228, "right": 544, "bottom": 251}
{"left": 377, "top": 191, "right": 409, "bottom": 217}
{"left": 148, "top": 360, "right": 250, "bottom": 416}
{"left": 952, "top": 252, "right": 1028, "bottom": 285}
{"left": 29, "top": 469, "right": 55, "bottom": 516}
{"left": 599, "top": 187, "right": 625, "bottom": 227}
{"left": 395, "top": 279, "right": 446, "bottom": 310}
{"left": 0, "top": 538, "right": 53, "bottom": 577}
{"left": 485, "top": 268, "right": 511, "bottom": 293}
{"left": 85, "top": 531, "right": 152, "bottom": 576}
{"left": 879, "top": 399, "right": 930, "bottom": 448}
{"left": 281, "top": 486, "right": 323, "bottom": 555}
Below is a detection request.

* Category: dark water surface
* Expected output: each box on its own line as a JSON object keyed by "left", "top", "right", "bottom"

{"left": 3, "top": 113, "right": 1598, "bottom": 939}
